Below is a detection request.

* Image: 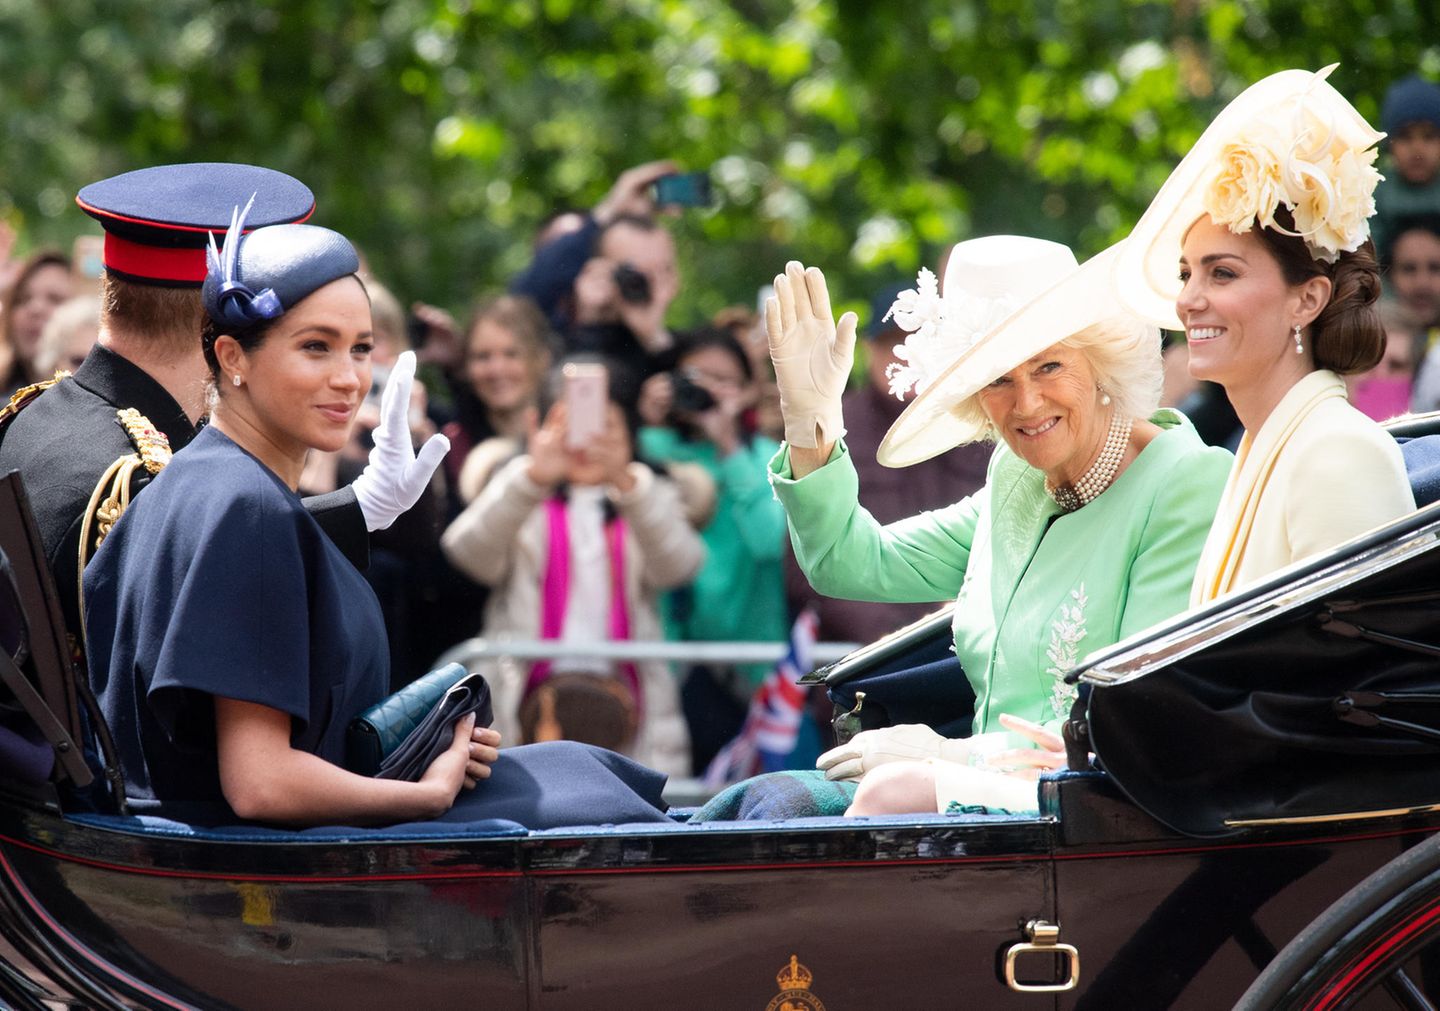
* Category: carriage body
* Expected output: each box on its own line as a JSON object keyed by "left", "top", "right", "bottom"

{"left": 0, "top": 763, "right": 1434, "bottom": 1010}
{"left": 6, "top": 419, "right": 1440, "bottom": 1009}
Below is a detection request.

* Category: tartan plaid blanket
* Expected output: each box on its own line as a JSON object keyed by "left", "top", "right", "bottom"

{"left": 689, "top": 770, "right": 858, "bottom": 821}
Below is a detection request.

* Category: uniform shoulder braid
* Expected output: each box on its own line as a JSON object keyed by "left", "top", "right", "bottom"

{"left": 0, "top": 370, "right": 73, "bottom": 437}
{"left": 75, "top": 408, "right": 174, "bottom": 634}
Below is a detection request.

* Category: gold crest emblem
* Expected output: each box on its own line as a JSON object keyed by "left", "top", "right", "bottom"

{"left": 765, "top": 954, "right": 826, "bottom": 1011}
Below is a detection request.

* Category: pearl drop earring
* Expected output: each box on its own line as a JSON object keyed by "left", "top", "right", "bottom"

{"left": 1098, "top": 384, "right": 1111, "bottom": 407}
{"left": 1293, "top": 324, "right": 1304, "bottom": 355}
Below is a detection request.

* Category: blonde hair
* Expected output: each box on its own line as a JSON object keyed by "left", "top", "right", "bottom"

{"left": 365, "top": 281, "right": 407, "bottom": 353}
{"left": 33, "top": 295, "right": 100, "bottom": 375}
{"left": 948, "top": 316, "right": 1164, "bottom": 442}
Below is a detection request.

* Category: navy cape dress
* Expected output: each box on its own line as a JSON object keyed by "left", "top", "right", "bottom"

{"left": 82, "top": 425, "right": 667, "bottom": 828}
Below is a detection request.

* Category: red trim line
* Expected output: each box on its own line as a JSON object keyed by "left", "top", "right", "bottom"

{"left": 0, "top": 848, "right": 198, "bottom": 1010}
{"left": 1312, "top": 897, "right": 1440, "bottom": 1010}
{"left": 102, "top": 233, "right": 208, "bottom": 283}
{"left": 75, "top": 195, "right": 316, "bottom": 235}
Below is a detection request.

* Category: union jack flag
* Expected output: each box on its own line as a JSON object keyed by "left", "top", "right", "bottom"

{"left": 703, "top": 609, "right": 818, "bottom": 788}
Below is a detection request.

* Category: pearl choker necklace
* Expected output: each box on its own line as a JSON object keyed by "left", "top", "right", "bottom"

{"left": 1045, "top": 412, "right": 1133, "bottom": 512}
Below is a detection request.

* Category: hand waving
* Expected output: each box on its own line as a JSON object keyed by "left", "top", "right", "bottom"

{"left": 352, "top": 351, "right": 451, "bottom": 531}
{"left": 765, "top": 261, "right": 857, "bottom": 449}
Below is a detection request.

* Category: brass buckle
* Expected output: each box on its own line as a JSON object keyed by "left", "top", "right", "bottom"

{"left": 1004, "top": 919, "right": 1080, "bottom": 993}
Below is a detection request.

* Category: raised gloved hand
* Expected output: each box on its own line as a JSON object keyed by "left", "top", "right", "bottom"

{"left": 765, "top": 260, "right": 857, "bottom": 449}
{"left": 816, "top": 724, "right": 972, "bottom": 782}
{"left": 353, "top": 351, "right": 451, "bottom": 532}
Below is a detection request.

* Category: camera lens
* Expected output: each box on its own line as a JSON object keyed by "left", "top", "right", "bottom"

{"left": 671, "top": 372, "right": 716, "bottom": 413}
{"left": 613, "top": 264, "right": 652, "bottom": 306}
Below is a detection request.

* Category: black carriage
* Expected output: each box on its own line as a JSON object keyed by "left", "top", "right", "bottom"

{"left": 3, "top": 415, "right": 1440, "bottom": 1010}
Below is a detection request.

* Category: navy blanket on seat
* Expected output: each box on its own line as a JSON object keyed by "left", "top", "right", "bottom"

{"left": 1400, "top": 434, "right": 1440, "bottom": 508}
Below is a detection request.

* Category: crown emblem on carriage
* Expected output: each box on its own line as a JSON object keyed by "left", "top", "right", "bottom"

{"left": 776, "top": 955, "right": 813, "bottom": 991}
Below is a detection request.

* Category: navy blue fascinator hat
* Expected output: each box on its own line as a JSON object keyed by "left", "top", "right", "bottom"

{"left": 202, "top": 199, "right": 360, "bottom": 329}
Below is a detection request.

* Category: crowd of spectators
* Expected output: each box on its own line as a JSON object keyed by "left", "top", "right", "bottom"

{"left": 4, "top": 70, "right": 1440, "bottom": 779}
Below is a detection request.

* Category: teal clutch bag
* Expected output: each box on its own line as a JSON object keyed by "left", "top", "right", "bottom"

{"left": 346, "top": 663, "right": 494, "bottom": 780}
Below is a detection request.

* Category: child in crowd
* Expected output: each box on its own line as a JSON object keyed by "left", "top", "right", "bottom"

{"left": 1373, "top": 75, "right": 1440, "bottom": 260}
{"left": 440, "top": 359, "right": 700, "bottom": 777}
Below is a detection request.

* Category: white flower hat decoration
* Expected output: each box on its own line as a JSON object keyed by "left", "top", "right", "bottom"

{"left": 877, "top": 236, "right": 1145, "bottom": 467}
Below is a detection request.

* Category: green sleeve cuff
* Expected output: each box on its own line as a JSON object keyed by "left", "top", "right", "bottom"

{"left": 768, "top": 440, "right": 861, "bottom": 559}
{"left": 768, "top": 439, "right": 847, "bottom": 485}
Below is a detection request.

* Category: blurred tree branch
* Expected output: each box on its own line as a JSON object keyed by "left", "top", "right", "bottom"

{"left": 0, "top": 0, "right": 1433, "bottom": 326}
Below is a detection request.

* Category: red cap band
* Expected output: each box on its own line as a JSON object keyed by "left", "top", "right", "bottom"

{"left": 102, "top": 232, "right": 209, "bottom": 284}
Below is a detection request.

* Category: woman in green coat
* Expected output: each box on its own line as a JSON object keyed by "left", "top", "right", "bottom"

{"left": 764, "top": 235, "right": 1232, "bottom": 817}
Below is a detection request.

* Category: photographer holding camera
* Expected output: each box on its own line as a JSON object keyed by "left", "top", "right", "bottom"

{"left": 568, "top": 214, "right": 680, "bottom": 379}
{"left": 510, "top": 161, "right": 690, "bottom": 373}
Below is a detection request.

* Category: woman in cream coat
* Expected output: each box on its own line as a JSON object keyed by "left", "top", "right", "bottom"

{"left": 1117, "top": 66, "right": 1416, "bottom": 603}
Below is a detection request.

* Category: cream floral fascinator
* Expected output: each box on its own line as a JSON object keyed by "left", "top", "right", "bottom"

{"left": 1117, "top": 65, "right": 1384, "bottom": 330}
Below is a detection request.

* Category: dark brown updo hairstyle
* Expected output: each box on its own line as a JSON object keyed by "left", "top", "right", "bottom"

{"left": 200, "top": 311, "right": 279, "bottom": 383}
{"left": 1253, "top": 205, "right": 1385, "bottom": 374}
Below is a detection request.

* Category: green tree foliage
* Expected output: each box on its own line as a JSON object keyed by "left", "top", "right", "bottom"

{"left": 1, "top": 0, "right": 1437, "bottom": 325}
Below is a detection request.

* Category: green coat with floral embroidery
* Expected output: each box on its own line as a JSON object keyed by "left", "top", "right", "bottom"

{"left": 769, "top": 410, "right": 1232, "bottom": 738}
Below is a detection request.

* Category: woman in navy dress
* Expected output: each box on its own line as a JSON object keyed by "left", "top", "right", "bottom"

{"left": 83, "top": 215, "right": 668, "bottom": 829}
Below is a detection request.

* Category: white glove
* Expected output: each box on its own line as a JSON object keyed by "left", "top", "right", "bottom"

{"left": 352, "top": 351, "right": 451, "bottom": 532}
{"left": 765, "top": 260, "right": 857, "bottom": 449}
{"left": 816, "top": 724, "right": 972, "bottom": 782}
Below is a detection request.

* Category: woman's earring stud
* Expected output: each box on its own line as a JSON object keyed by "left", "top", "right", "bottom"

{"left": 1293, "top": 324, "right": 1304, "bottom": 355}
{"left": 233, "top": 374, "right": 242, "bottom": 387}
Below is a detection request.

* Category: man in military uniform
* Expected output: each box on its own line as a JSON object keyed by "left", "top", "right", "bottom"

{"left": 0, "top": 163, "right": 445, "bottom": 647}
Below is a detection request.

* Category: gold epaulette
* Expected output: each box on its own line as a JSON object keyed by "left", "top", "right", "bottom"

{"left": 116, "top": 407, "right": 172, "bottom": 474}
{"left": 74, "top": 409, "right": 174, "bottom": 640}
{"left": 0, "top": 370, "right": 71, "bottom": 430}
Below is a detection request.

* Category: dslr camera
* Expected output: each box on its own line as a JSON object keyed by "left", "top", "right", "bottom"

{"left": 612, "top": 263, "right": 652, "bottom": 306}
{"left": 670, "top": 371, "right": 716, "bottom": 414}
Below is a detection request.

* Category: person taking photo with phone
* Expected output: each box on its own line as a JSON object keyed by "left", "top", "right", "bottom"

{"left": 441, "top": 357, "right": 701, "bottom": 777}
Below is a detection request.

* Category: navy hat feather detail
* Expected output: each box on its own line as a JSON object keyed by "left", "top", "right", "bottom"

{"left": 76, "top": 163, "right": 314, "bottom": 287}
{"left": 203, "top": 212, "right": 360, "bottom": 329}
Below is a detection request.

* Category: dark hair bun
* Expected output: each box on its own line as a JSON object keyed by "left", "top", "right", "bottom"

{"left": 1313, "top": 240, "right": 1383, "bottom": 375}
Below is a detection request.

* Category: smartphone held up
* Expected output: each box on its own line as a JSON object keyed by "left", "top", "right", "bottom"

{"left": 650, "top": 171, "right": 712, "bottom": 209}
{"left": 563, "top": 362, "right": 608, "bottom": 450}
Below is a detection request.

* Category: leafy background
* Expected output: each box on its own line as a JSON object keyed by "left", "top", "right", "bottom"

{"left": 1, "top": 0, "right": 1436, "bottom": 326}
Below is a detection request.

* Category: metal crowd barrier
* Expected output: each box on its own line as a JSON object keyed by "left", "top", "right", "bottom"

{"left": 433, "top": 638, "right": 863, "bottom": 806}
{"left": 435, "top": 638, "right": 862, "bottom": 669}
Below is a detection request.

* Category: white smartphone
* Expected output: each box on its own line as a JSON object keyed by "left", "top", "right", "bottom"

{"left": 563, "top": 362, "right": 608, "bottom": 449}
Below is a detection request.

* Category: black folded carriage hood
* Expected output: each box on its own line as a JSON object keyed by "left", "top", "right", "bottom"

{"left": 1073, "top": 497, "right": 1440, "bottom": 838}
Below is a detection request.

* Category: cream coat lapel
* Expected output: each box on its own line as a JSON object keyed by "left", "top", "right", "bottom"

{"left": 1190, "top": 370, "right": 1348, "bottom": 604}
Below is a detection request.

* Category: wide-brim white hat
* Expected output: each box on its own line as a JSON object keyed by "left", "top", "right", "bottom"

{"left": 1115, "top": 65, "right": 1384, "bottom": 331}
{"left": 877, "top": 240, "right": 1134, "bottom": 468}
